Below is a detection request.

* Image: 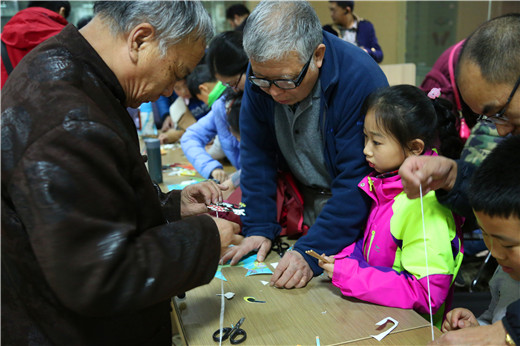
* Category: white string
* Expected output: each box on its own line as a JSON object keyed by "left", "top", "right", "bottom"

{"left": 216, "top": 209, "right": 224, "bottom": 346}
{"left": 219, "top": 278, "right": 224, "bottom": 346}
{"left": 420, "top": 184, "right": 434, "bottom": 340}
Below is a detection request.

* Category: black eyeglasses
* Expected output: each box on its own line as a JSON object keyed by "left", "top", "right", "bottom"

{"left": 223, "top": 71, "right": 244, "bottom": 89}
{"left": 477, "top": 75, "right": 520, "bottom": 126}
{"left": 248, "top": 53, "right": 313, "bottom": 90}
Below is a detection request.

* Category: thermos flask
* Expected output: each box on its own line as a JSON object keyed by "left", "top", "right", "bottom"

{"left": 144, "top": 138, "right": 162, "bottom": 183}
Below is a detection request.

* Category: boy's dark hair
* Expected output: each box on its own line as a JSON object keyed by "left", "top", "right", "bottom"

{"left": 329, "top": 1, "right": 354, "bottom": 11}
{"left": 206, "top": 31, "right": 249, "bottom": 78}
{"left": 361, "top": 84, "right": 463, "bottom": 159}
{"left": 28, "top": 1, "right": 71, "bottom": 18}
{"left": 226, "top": 91, "right": 243, "bottom": 135}
{"left": 186, "top": 64, "right": 216, "bottom": 97}
{"left": 468, "top": 135, "right": 520, "bottom": 219}
{"left": 225, "top": 4, "right": 250, "bottom": 20}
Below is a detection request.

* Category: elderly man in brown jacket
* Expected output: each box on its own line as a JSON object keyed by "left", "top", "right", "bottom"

{"left": 1, "top": 1, "right": 242, "bottom": 345}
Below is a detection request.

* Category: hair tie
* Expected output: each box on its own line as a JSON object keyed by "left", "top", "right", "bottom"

{"left": 428, "top": 88, "right": 441, "bottom": 100}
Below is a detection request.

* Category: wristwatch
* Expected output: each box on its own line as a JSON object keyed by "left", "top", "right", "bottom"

{"left": 505, "top": 332, "right": 516, "bottom": 346}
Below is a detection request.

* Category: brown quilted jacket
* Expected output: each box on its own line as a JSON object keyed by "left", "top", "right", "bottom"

{"left": 1, "top": 24, "right": 220, "bottom": 345}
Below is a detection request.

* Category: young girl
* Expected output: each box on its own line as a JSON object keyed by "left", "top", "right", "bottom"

{"left": 319, "top": 85, "right": 464, "bottom": 327}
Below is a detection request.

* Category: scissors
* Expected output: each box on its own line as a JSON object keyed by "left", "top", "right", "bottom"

{"left": 212, "top": 317, "right": 247, "bottom": 344}
{"left": 272, "top": 237, "right": 290, "bottom": 257}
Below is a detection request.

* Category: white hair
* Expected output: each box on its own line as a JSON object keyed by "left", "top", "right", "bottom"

{"left": 243, "top": 1, "right": 322, "bottom": 64}
{"left": 94, "top": 1, "right": 214, "bottom": 56}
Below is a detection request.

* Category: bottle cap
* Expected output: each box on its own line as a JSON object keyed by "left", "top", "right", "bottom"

{"left": 144, "top": 137, "right": 160, "bottom": 149}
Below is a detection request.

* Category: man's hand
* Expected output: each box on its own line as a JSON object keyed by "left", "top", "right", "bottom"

{"left": 211, "top": 168, "right": 229, "bottom": 184}
{"left": 442, "top": 308, "right": 479, "bottom": 332}
{"left": 221, "top": 236, "right": 272, "bottom": 265}
{"left": 430, "top": 320, "right": 507, "bottom": 345}
{"left": 270, "top": 251, "right": 313, "bottom": 289}
{"left": 211, "top": 216, "right": 243, "bottom": 256}
{"left": 180, "top": 180, "right": 225, "bottom": 217}
{"left": 399, "top": 156, "right": 458, "bottom": 199}
{"left": 317, "top": 254, "right": 335, "bottom": 279}
{"left": 161, "top": 115, "right": 174, "bottom": 132}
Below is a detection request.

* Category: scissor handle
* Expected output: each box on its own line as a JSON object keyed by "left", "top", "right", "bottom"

{"left": 229, "top": 328, "right": 247, "bottom": 344}
{"left": 212, "top": 327, "right": 231, "bottom": 342}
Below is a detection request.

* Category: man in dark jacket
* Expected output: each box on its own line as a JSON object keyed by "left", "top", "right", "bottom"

{"left": 0, "top": 1, "right": 70, "bottom": 88}
{"left": 221, "top": 1, "right": 388, "bottom": 289}
{"left": 1, "top": 1, "right": 241, "bottom": 344}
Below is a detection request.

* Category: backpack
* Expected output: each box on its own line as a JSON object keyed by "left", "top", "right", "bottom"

{"left": 276, "top": 171, "right": 308, "bottom": 236}
{"left": 214, "top": 171, "right": 308, "bottom": 236}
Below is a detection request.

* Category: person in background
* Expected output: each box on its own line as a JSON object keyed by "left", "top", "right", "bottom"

{"left": 225, "top": 3, "right": 250, "bottom": 31}
{"left": 1, "top": 1, "right": 70, "bottom": 88}
{"left": 181, "top": 31, "right": 248, "bottom": 182}
{"left": 187, "top": 64, "right": 226, "bottom": 107}
{"left": 206, "top": 31, "right": 249, "bottom": 94}
{"left": 158, "top": 66, "right": 226, "bottom": 145}
{"left": 224, "top": 91, "right": 243, "bottom": 190}
{"left": 326, "top": 1, "right": 383, "bottom": 63}
{"left": 431, "top": 135, "right": 520, "bottom": 346}
{"left": 1, "top": 1, "right": 242, "bottom": 344}
{"left": 158, "top": 78, "right": 209, "bottom": 130}
{"left": 221, "top": 1, "right": 388, "bottom": 289}
{"left": 319, "top": 85, "right": 464, "bottom": 328}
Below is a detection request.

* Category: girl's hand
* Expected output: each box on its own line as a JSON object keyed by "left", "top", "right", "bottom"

{"left": 317, "top": 254, "right": 335, "bottom": 279}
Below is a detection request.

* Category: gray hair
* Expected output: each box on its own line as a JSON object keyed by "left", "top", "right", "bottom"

{"left": 243, "top": 1, "right": 322, "bottom": 64}
{"left": 93, "top": 1, "right": 214, "bottom": 56}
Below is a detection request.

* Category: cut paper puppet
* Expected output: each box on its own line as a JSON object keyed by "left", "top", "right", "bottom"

{"left": 244, "top": 261, "right": 273, "bottom": 276}
{"left": 370, "top": 317, "right": 398, "bottom": 341}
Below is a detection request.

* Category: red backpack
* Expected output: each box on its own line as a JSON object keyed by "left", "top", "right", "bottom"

{"left": 276, "top": 172, "right": 308, "bottom": 236}
{"left": 215, "top": 171, "right": 308, "bottom": 236}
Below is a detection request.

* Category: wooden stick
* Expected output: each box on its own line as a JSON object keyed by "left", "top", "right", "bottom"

{"left": 305, "top": 250, "right": 333, "bottom": 264}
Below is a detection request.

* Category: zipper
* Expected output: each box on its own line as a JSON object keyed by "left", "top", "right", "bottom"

{"left": 368, "top": 177, "right": 374, "bottom": 192}
{"left": 365, "top": 230, "right": 376, "bottom": 262}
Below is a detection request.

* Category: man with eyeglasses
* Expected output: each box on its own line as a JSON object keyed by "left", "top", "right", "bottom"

{"left": 400, "top": 14, "right": 519, "bottom": 211}
{"left": 220, "top": 1, "right": 388, "bottom": 289}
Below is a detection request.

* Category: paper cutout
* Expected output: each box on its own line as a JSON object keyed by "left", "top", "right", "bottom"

{"left": 270, "top": 262, "right": 278, "bottom": 269}
{"left": 244, "top": 261, "right": 273, "bottom": 276}
{"left": 215, "top": 269, "right": 227, "bottom": 281}
{"left": 217, "top": 292, "right": 235, "bottom": 300}
{"left": 244, "top": 296, "right": 266, "bottom": 303}
{"left": 370, "top": 317, "right": 398, "bottom": 341}
{"left": 167, "top": 178, "right": 204, "bottom": 191}
{"left": 260, "top": 280, "right": 269, "bottom": 286}
{"left": 214, "top": 251, "right": 258, "bottom": 280}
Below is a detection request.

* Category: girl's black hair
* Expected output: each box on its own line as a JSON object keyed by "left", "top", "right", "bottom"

{"left": 206, "top": 31, "right": 249, "bottom": 78}
{"left": 226, "top": 91, "right": 243, "bottom": 135}
{"left": 361, "top": 85, "right": 462, "bottom": 159}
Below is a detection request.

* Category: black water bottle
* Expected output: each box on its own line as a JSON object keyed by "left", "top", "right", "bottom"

{"left": 144, "top": 138, "right": 163, "bottom": 183}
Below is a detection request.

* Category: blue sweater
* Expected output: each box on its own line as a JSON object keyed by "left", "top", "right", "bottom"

{"left": 180, "top": 96, "right": 240, "bottom": 179}
{"left": 239, "top": 31, "right": 388, "bottom": 275}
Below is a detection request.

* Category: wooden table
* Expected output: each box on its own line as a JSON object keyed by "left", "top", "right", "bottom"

{"left": 156, "top": 143, "right": 236, "bottom": 192}
{"left": 172, "top": 250, "right": 442, "bottom": 345}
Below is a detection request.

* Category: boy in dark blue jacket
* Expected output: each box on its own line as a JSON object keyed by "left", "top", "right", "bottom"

{"left": 221, "top": 1, "right": 388, "bottom": 289}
